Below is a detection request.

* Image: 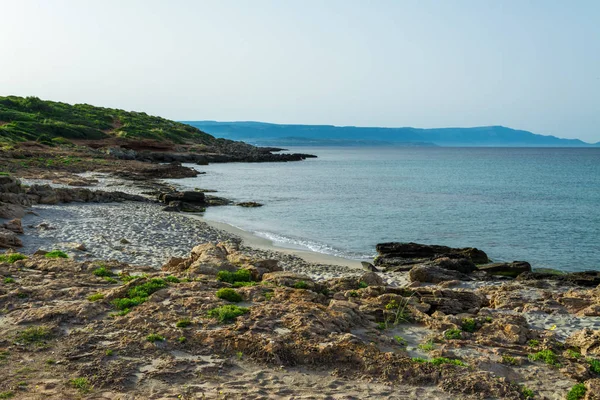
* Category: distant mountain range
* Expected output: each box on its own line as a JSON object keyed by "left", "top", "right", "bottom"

{"left": 182, "top": 121, "right": 600, "bottom": 147}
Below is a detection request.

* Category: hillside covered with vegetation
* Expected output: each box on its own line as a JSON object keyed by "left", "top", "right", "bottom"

{"left": 0, "top": 96, "right": 215, "bottom": 145}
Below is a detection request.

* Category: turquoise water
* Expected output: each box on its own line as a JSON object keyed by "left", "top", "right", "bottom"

{"left": 172, "top": 147, "right": 600, "bottom": 271}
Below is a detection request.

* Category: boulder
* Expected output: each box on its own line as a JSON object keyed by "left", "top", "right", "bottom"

{"left": 584, "top": 379, "right": 600, "bottom": 400}
{"left": 409, "top": 265, "right": 469, "bottom": 284}
{"left": 565, "top": 329, "right": 600, "bottom": 356}
{"left": 262, "top": 271, "right": 317, "bottom": 290}
{"left": 360, "top": 261, "right": 378, "bottom": 272}
{"left": 518, "top": 270, "right": 600, "bottom": 287}
{"left": 477, "top": 261, "right": 531, "bottom": 277}
{"left": 374, "top": 242, "right": 488, "bottom": 269}
{"left": 0, "top": 227, "right": 22, "bottom": 248}
{"left": 432, "top": 256, "right": 477, "bottom": 273}
{"left": 160, "top": 191, "right": 206, "bottom": 204}
{"left": 358, "top": 271, "right": 384, "bottom": 286}
{"left": 2, "top": 218, "right": 23, "bottom": 234}
{"left": 237, "top": 202, "right": 263, "bottom": 208}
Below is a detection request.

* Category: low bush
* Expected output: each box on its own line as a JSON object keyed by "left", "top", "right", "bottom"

{"left": 0, "top": 253, "right": 27, "bottom": 263}
{"left": 207, "top": 305, "right": 249, "bottom": 323}
{"left": 216, "top": 269, "right": 252, "bottom": 284}
{"left": 566, "top": 383, "right": 587, "bottom": 400}
{"left": 528, "top": 349, "right": 559, "bottom": 366}
{"left": 45, "top": 250, "right": 68, "bottom": 259}
{"left": 216, "top": 288, "right": 243, "bottom": 302}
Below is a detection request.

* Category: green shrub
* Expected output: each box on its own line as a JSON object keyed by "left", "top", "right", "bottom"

{"left": 146, "top": 333, "right": 165, "bottom": 343}
{"left": 69, "top": 377, "right": 91, "bottom": 393}
{"left": 105, "top": 349, "right": 113, "bottom": 356}
{"left": 418, "top": 341, "right": 435, "bottom": 352}
{"left": 164, "top": 275, "right": 180, "bottom": 283}
{"left": 461, "top": 318, "right": 477, "bottom": 332}
{"left": 16, "top": 326, "right": 52, "bottom": 343}
{"left": 0, "top": 253, "right": 27, "bottom": 263}
{"left": 444, "top": 329, "right": 462, "bottom": 340}
{"left": 567, "top": 349, "right": 582, "bottom": 359}
{"left": 175, "top": 318, "right": 192, "bottom": 328}
{"left": 232, "top": 281, "right": 257, "bottom": 288}
{"left": 528, "top": 339, "right": 540, "bottom": 347}
{"left": 216, "top": 269, "right": 252, "bottom": 284}
{"left": 293, "top": 281, "right": 308, "bottom": 289}
{"left": 207, "top": 305, "right": 249, "bottom": 323}
{"left": 429, "top": 357, "right": 467, "bottom": 367}
{"left": 358, "top": 281, "right": 368, "bottom": 289}
{"left": 3, "top": 277, "right": 15, "bottom": 284}
{"left": 45, "top": 250, "right": 68, "bottom": 259}
{"left": 178, "top": 336, "right": 186, "bottom": 343}
{"left": 501, "top": 355, "right": 519, "bottom": 365}
{"left": 215, "top": 288, "right": 243, "bottom": 302}
{"left": 566, "top": 383, "right": 587, "bottom": 400}
{"left": 412, "top": 357, "right": 427, "bottom": 363}
{"left": 394, "top": 335, "right": 407, "bottom": 346}
{"left": 0, "top": 391, "right": 14, "bottom": 399}
{"left": 521, "top": 386, "right": 534, "bottom": 399}
{"left": 92, "top": 267, "right": 113, "bottom": 277}
{"left": 528, "top": 349, "right": 559, "bottom": 366}
{"left": 589, "top": 358, "right": 600, "bottom": 374}
{"left": 87, "top": 293, "right": 104, "bottom": 302}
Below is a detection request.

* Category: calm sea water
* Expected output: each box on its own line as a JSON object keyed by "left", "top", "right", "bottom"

{"left": 171, "top": 147, "right": 600, "bottom": 272}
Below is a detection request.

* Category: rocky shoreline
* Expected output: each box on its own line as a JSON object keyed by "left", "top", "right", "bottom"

{"left": 1, "top": 167, "right": 600, "bottom": 398}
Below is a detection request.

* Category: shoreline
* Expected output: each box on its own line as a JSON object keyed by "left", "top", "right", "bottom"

{"left": 191, "top": 216, "right": 364, "bottom": 269}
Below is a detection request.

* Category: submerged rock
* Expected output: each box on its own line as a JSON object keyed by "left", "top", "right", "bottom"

{"left": 237, "top": 201, "right": 263, "bottom": 208}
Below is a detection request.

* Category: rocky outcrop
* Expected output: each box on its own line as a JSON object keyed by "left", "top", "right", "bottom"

{"left": 374, "top": 242, "right": 489, "bottom": 269}
{"left": 237, "top": 202, "right": 263, "bottom": 208}
{"left": 409, "top": 264, "right": 469, "bottom": 284}
{"left": 477, "top": 261, "right": 532, "bottom": 277}
{"left": 26, "top": 184, "right": 149, "bottom": 204}
{"left": 565, "top": 329, "right": 600, "bottom": 356}
{"left": 0, "top": 227, "right": 22, "bottom": 248}
{"left": 431, "top": 256, "right": 477, "bottom": 273}
{"left": 517, "top": 270, "right": 600, "bottom": 287}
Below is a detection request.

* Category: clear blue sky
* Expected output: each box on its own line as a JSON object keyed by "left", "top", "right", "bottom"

{"left": 1, "top": 0, "right": 599, "bottom": 142}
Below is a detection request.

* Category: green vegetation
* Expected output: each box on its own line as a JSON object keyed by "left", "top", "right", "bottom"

{"left": 264, "top": 292, "right": 274, "bottom": 300}
{"left": 216, "top": 269, "right": 252, "bottom": 284}
{"left": 164, "top": 275, "right": 180, "bottom": 283}
{"left": 567, "top": 349, "right": 582, "bottom": 359}
{"left": 566, "top": 383, "right": 587, "bottom": 400}
{"left": 411, "top": 357, "right": 466, "bottom": 367}
{"left": 0, "top": 392, "right": 14, "bottom": 399}
{"left": 92, "top": 267, "right": 113, "bottom": 277}
{"left": 178, "top": 336, "right": 186, "bottom": 343}
{"left": 3, "top": 277, "right": 15, "bottom": 284}
{"left": 527, "top": 339, "right": 540, "bottom": 347}
{"left": 45, "top": 250, "right": 68, "bottom": 259}
{"left": 418, "top": 340, "right": 435, "bottom": 352}
{"left": 521, "top": 386, "right": 534, "bottom": 399}
{"left": 461, "top": 318, "right": 477, "bottom": 333}
{"left": 393, "top": 335, "right": 407, "bottom": 346}
{"left": 348, "top": 290, "right": 359, "bottom": 297}
{"left": 103, "top": 276, "right": 118, "bottom": 284}
{"left": 501, "top": 355, "right": 519, "bottom": 365}
{"left": 175, "top": 318, "right": 192, "bottom": 328}
{"left": 232, "top": 281, "right": 257, "bottom": 288}
{"left": 111, "top": 278, "right": 168, "bottom": 315}
{"left": 589, "top": 358, "right": 600, "bottom": 374}
{"left": 69, "top": 377, "right": 91, "bottom": 394}
{"left": 0, "top": 253, "right": 27, "bottom": 263}
{"left": 16, "top": 326, "right": 52, "bottom": 344}
{"left": 215, "top": 288, "right": 243, "bottom": 302}
{"left": 381, "top": 297, "right": 412, "bottom": 329}
{"left": 236, "top": 351, "right": 243, "bottom": 360}
{"left": 207, "top": 305, "right": 249, "bottom": 323}
{"left": 358, "top": 281, "right": 368, "bottom": 289}
{"left": 105, "top": 349, "right": 114, "bottom": 356}
{"left": 528, "top": 350, "right": 559, "bottom": 366}
{"left": 0, "top": 95, "right": 215, "bottom": 145}
{"left": 444, "top": 329, "right": 462, "bottom": 340}
{"left": 119, "top": 273, "right": 137, "bottom": 283}
{"left": 146, "top": 334, "right": 165, "bottom": 343}
{"left": 87, "top": 293, "right": 104, "bottom": 302}
{"left": 293, "top": 281, "right": 309, "bottom": 289}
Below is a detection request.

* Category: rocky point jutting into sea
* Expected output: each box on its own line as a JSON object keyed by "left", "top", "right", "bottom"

{"left": 1, "top": 97, "right": 599, "bottom": 399}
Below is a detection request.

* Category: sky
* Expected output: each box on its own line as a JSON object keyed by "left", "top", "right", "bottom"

{"left": 1, "top": 0, "right": 599, "bottom": 143}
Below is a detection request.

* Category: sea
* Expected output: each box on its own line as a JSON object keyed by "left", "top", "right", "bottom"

{"left": 170, "top": 147, "right": 600, "bottom": 272}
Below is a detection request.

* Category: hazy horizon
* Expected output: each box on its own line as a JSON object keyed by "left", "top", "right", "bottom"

{"left": 1, "top": 0, "right": 599, "bottom": 142}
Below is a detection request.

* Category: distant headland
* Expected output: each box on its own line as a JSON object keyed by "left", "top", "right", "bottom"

{"left": 183, "top": 121, "right": 600, "bottom": 147}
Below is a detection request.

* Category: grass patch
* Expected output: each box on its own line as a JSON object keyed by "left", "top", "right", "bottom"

{"left": 528, "top": 339, "right": 540, "bottom": 347}
{"left": 216, "top": 288, "right": 243, "bottom": 302}
{"left": 164, "top": 275, "right": 180, "bottom": 283}
{"left": 207, "top": 305, "right": 249, "bottom": 323}
{"left": 567, "top": 349, "right": 582, "bottom": 359}
{"left": 146, "top": 333, "right": 165, "bottom": 343}
{"left": 358, "top": 281, "right": 368, "bottom": 289}
{"left": 178, "top": 336, "right": 186, "bottom": 343}
{"left": 0, "top": 253, "right": 27, "bottom": 263}
{"left": 588, "top": 358, "right": 600, "bottom": 374}
{"left": 175, "top": 318, "right": 192, "bottom": 328}
{"left": 411, "top": 357, "right": 466, "bottom": 367}
{"left": 418, "top": 340, "right": 435, "bottom": 352}
{"left": 501, "top": 355, "right": 519, "bottom": 365}
{"left": 521, "top": 386, "right": 534, "bottom": 399}
{"left": 45, "top": 250, "right": 68, "bottom": 259}
{"left": 293, "top": 281, "right": 309, "bottom": 289}
{"left": 216, "top": 269, "right": 252, "bottom": 284}
{"left": 69, "top": 377, "right": 91, "bottom": 394}
{"left": 16, "top": 326, "right": 52, "bottom": 344}
{"left": 103, "top": 276, "right": 118, "bottom": 284}
{"left": 393, "top": 335, "right": 407, "bottom": 346}
{"left": 566, "top": 383, "right": 587, "bottom": 400}
{"left": 111, "top": 278, "right": 168, "bottom": 313}
{"left": 105, "top": 349, "right": 113, "bottom": 356}
{"left": 444, "top": 329, "right": 462, "bottom": 340}
{"left": 3, "top": 277, "right": 15, "bottom": 284}
{"left": 461, "top": 318, "right": 477, "bottom": 333}
{"left": 232, "top": 281, "right": 257, "bottom": 288}
{"left": 92, "top": 267, "right": 113, "bottom": 277}
{"left": 0, "top": 392, "right": 14, "bottom": 399}
{"left": 528, "top": 349, "right": 559, "bottom": 366}
{"left": 87, "top": 293, "right": 104, "bottom": 302}
{"left": 264, "top": 292, "right": 274, "bottom": 300}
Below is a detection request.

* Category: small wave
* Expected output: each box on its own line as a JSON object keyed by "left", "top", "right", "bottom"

{"left": 254, "top": 231, "right": 374, "bottom": 260}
